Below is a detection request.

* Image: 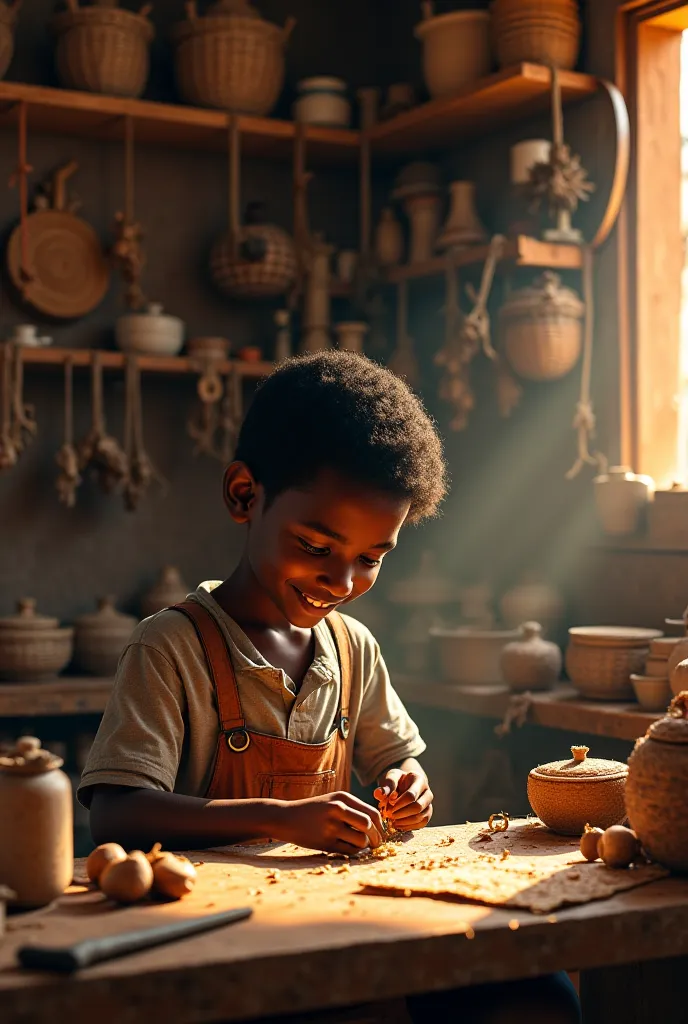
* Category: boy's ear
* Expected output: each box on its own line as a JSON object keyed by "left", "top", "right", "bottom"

{"left": 223, "top": 462, "right": 260, "bottom": 523}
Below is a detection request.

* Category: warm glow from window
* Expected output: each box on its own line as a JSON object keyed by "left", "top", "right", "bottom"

{"left": 679, "top": 31, "right": 688, "bottom": 482}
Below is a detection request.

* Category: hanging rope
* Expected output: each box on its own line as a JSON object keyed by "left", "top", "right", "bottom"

{"left": 565, "top": 246, "right": 608, "bottom": 479}
{"left": 228, "top": 116, "right": 241, "bottom": 260}
{"left": 8, "top": 102, "right": 34, "bottom": 293}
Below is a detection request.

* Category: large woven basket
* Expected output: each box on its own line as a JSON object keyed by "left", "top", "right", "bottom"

{"left": 500, "top": 273, "right": 584, "bottom": 381}
{"left": 210, "top": 217, "right": 297, "bottom": 300}
{"left": 173, "top": 0, "right": 294, "bottom": 115}
{"left": 0, "top": 0, "right": 20, "bottom": 81}
{"left": 52, "top": 1, "right": 154, "bottom": 99}
{"left": 491, "top": 0, "right": 580, "bottom": 69}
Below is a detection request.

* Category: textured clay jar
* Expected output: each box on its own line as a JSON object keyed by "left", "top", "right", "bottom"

{"left": 141, "top": 566, "right": 190, "bottom": 618}
{"left": 527, "top": 744, "right": 628, "bottom": 836}
{"left": 0, "top": 738, "right": 73, "bottom": 907}
{"left": 74, "top": 596, "right": 138, "bottom": 676}
{"left": 626, "top": 692, "right": 688, "bottom": 871}
{"left": 500, "top": 622, "right": 562, "bottom": 692}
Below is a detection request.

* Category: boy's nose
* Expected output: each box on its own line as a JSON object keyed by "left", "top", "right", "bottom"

{"left": 318, "top": 563, "right": 354, "bottom": 600}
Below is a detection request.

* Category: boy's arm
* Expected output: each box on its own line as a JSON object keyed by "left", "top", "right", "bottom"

{"left": 89, "top": 784, "right": 385, "bottom": 855}
{"left": 374, "top": 758, "right": 434, "bottom": 831}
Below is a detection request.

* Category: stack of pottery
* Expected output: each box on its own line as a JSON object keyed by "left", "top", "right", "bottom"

{"left": 593, "top": 466, "right": 655, "bottom": 537}
{"left": 414, "top": 3, "right": 491, "bottom": 98}
{"left": 0, "top": 0, "right": 20, "bottom": 82}
{"left": 141, "top": 566, "right": 190, "bottom": 619}
{"left": 500, "top": 273, "right": 584, "bottom": 382}
{"left": 173, "top": 0, "right": 294, "bottom": 115}
{"left": 52, "top": 0, "right": 154, "bottom": 99}
{"left": 0, "top": 600, "right": 73, "bottom": 682}
{"left": 630, "top": 635, "right": 678, "bottom": 711}
{"left": 436, "top": 182, "right": 487, "bottom": 253}
{"left": 490, "top": 0, "right": 581, "bottom": 71}
{"left": 500, "top": 572, "right": 564, "bottom": 637}
{"left": 528, "top": 744, "right": 628, "bottom": 836}
{"left": 211, "top": 203, "right": 297, "bottom": 300}
{"left": 294, "top": 77, "right": 350, "bottom": 127}
{"left": 392, "top": 163, "right": 442, "bottom": 265}
{"left": 115, "top": 304, "right": 185, "bottom": 357}
{"left": 73, "top": 597, "right": 138, "bottom": 677}
{"left": 388, "top": 551, "right": 458, "bottom": 673}
{"left": 565, "top": 626, "right": 663, "bottom": 701}
{"left": 500, "top": 622, "right": 562, "bottom": 692}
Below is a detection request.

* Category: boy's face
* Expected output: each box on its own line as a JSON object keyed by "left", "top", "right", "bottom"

{"left": 226, "top": 464, "right": 410, "bottom": 628}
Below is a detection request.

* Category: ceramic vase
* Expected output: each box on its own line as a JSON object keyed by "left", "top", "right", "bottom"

{"left": 335, "top": 322, "right": 368, "bottom": 354}
{"left": 500, "top": 622, "right": 562, "bottom": 692}
{"left": 375, "top": 207, "right": 404, "bottom": 267}
{"left": 436, "top": 181, "right": 487, "bottom": 251}
{"left": 403, "top": 192, "right": 442, "bottom": 264}
{"left": 593, "top": 466, "right": 655, "bottom": 536}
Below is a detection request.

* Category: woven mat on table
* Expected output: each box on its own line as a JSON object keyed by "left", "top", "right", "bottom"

{"left": 360, "top": 856, "right": 669, "bottom": 914}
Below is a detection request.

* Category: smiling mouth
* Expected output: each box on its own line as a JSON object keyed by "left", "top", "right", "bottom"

{"left": 292, "top": 586, "right": 339, "bottom": 611}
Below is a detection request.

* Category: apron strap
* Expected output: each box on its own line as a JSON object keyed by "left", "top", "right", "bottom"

{"left": 327, "top": 611, "right": 352, "bottom": 741}
{"left": 172, "top": 601, "right": 246, "bottom": 734}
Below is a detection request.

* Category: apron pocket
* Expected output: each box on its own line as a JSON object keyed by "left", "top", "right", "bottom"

{"left": 258, "top": 770, "right": 337, "bottom": 801}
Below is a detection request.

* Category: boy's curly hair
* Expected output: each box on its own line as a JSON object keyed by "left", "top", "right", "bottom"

{"left": 234, "top": 351, "right": 447, "bottom": 524}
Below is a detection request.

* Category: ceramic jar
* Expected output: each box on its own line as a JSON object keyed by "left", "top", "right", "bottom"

{"left": 211, "top": 203, "right": 297, "bottom": 300}
{"left": 565, "top": 626, "right": 662, "bottom": 701}
{"left": 414, "top": 4, "right": 491, "bottom": 98}
{"left": 0, "top": 0, "right": 19, "bottom": 82}
{"left": 74, "top": 597, "right": 137, "bottom": 677}
{"left": 436, "top": 181, "right": 487, "bottom": 252}
{"left": 0, "top": 737, "right": 73, "bottom": 907}
{"left": 0, "top": 599, "right": 74, "bottom": 682}
{"left": 335, "top": 322, "right": 368, "bottom": 354}
{"left": 374, "top": 207, "right": 404, "bottom": 267}
{"left": 115, "top": 303, "right": 185, "bottom": 357}
{"left": 141, "top": 566, "right": 190, "bottom": 619}
{"left": 626, "top": 692, "right": 688, "bottom": 870}
{"left": 431, "top": 626, "right": 519, "bottom": 686}
{"left": 593, "top": 466, "right": 655, "bottom": 536}
{"left": 500, "top": 622, "right": 562, "bottom": 692}
{"left": 294, "top": 77, "right": 350, "bottom": 127}
{"left": 500, "top": 573, "right": 564, "bottom": 636}
{"left": 527, "top": 744, "right": 628, "bottom": 836}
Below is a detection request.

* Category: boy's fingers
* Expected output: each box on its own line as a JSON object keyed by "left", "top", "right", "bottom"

{"left": 336, "top": 792, "right": 384, "bottom": 832}
{"left": 336, "top": 804, "right": 382, "bottom": 847}
{"left": 389, "top": 778, "right": 426, "bottom": 813}
{"left": 389, "top": 788, "right": 433, "bottom": 820}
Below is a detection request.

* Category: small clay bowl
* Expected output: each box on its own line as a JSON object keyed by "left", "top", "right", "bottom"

{"left": 237, "top": 346, "right": 262, "bottom": 363}
{"left": 187, "top": 336, "right": 231, "bottom": 361}
{"left": 527, "top": 744, "right": 627, "bottom": 836}
{"left": 630, "top": 674, "right": 672, "bottom": 712}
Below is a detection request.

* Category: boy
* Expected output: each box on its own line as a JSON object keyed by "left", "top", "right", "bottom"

{"left": 79, "top": 352, "right": 579, "bottom": 1022}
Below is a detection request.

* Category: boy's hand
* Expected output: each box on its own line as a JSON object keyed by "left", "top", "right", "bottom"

{"left": 374, "top": 760, "right": 433, "bottom": 831}
{"left": 272, "top": 791, "right": 384, "bottom": 856}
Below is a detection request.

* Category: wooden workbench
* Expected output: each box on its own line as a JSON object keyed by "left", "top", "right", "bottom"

{"left": 1, "top": 823, "right": 686, "bottom": 1024}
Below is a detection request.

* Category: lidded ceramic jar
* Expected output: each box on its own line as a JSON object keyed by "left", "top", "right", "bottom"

{"left": 527, "top": 744, "right": 628, "bottom": 836}
{"left": 294, "top": 76, "right": 350, "bottom": 127}
{"left": 626, "top": 691, "right": 688, "bottom": 871}
{"left": 115, "top": 303, "right": 185, "bottom": 357}
{"left": 500, "top": 572, "right": 564, "bottom": 636}
{"left": 74, "top": 596, "right": 138, "bottom": 676}
{"left": 0, "top": 599, "right": 74, "bottom": 681}
{"left": 141, "top": 566, "right": 190, "bottom": 618}
{"left": 500, "top": 622, "right": 562, "bottom": 692}
{"left": 593, "top": 466, "right": 655, "bottom": 536}
{"left": 0, "top": 737, "right": 73, "bottom": 907}
{"left": 211, "top": 202, "right": 297, "bottom": 300}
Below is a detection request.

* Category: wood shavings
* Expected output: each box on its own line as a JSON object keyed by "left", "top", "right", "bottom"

{"left": 509, "top": 919, "right": 520, "bottom": 931}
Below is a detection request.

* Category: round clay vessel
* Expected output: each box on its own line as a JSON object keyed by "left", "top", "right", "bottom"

{"left": 626, "top": 691, "right": 688, "bottom": 871}
{"left": 527, "top": 744, "right": 627, "bottom": 836}
{"left": 0, "top": 739, "right": 73, "bottom": 907}
{"left": 593, "top": 466, "right": 654, "bottom": 536}
{"left": 141, "top": 566, "right": 190, "bottom": 618}
{"left": 630, "top": 674, "right": 672, "bottom": 712}
{"left": 500, "top": 621, "right": 562, "bottom": 692}
{"left": 432, "top": 625, "right": 519, "bottom": 686}
{"left": 500, "top": 572, "right": 564, "bottom": 635}
{"left": 0, "top": 599, "right": 74, "bottom": 681}
{"left": 645, "top": 654, "right": 671, "bottom": 678}
{"left": 74, "top": 597, "right": 138, "bottom": 676}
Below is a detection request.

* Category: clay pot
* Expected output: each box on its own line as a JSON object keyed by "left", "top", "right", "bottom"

{"left": 414, "top": 6, "right": 491, "bottom": 98}
{"left": 0, "top": 599, "right": 74, "bottom": 682}
{"left": 565, "top": 626, "right": 662, "bottom": 701}
{"left": 626, "top": 692, "right": 688, "bottom": 871}
{"left": 115, "top": 303, "right": 185, "bottom": 357}
{"left": 0, "top": 738, "right": 73, "bottom": 907}
{"left": 593, "top": 466, "right": 655, "bottom": 536}
{"left": 374, "top": 207, "right": 404, "bottom": 267}
{"left": 141, "top": 566, "right": 190, "bottom": 619}
{"left": 527, "top": 744, "right": 627, "bottom": 836}
{"left": 500, "top": 573, "right": 564, "bottom": 635}
{"left": 630, "top": 675, "right": 672, "bottom": 713}
{"left": 500, "top": 622, "right": 562, "bottom": 692}
{"left": 431, "top": 625, "right": 519, "bottom": 686}
{"left": 74, "top": 597, "right": 138, "bottom": 676}
{"left": 436, "top": 181, "right": 488, "bottom": 252}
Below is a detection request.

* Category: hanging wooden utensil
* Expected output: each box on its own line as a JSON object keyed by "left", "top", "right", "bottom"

{"left": 7, "top": 161, "right": 111, "bottom": 319}
{"left": 55, "top": 355, "right": 81, "bottom": 508}
{"left": 9, "top": 345, "right": 37, "bottom": 455}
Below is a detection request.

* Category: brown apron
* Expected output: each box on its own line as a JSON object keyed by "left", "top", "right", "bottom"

{"left": 172, "top": 601, "right": 354, "bottom": 802}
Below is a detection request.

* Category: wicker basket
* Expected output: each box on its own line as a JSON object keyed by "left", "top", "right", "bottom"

{"left": 173, "top": 0, "right": 295, "bottom": 115}
{"left": 491, "top": 0, "right": 580, "bottom": 70}
{"left": 0, "top": 599, "right": 74, "bottom": 682}
{"left": 500, "top": 272, "right": 584, "bottom": 381}
{"left": 52, "top": 1, "right": 154, "bottom": 99}
{"left": 565, "top": 642, "right": 650, "bottom": 701}
{"left": 528, "top": 745, "right": 628, "bottom": 836}
{"left": 0, "top": 0, "right": 20, "bottom": 81}
{"left": 211, "top": 205, "right": 297, "bottom": 300}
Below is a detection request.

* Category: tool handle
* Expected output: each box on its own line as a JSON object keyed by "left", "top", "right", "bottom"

{"left": 17, "top": 906, "right": 252, "bottom": 973}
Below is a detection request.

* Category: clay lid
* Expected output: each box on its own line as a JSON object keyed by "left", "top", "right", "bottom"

{"left": 75, "top": 596, "right": 137, "bottom": 633}
{"left": 530, "top": 745, "right": 628, "bottom": 782}
{"left": 646, "top": 692, "right": 688, "bottom": 745}
{"left": 0, "top": 736, "right": 64, "bottom": 774}
{"left": 568, "top": 626, "right": 662, "bottom": 649}
{"left": 0, "top": 598, "right": 59, "bottom": 631}
{"left": 499, "top": 272, "right": 584, "bottom": 320}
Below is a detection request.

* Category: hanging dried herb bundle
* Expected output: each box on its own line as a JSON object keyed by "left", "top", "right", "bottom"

{"left": 77, "top": 352, "right": 129, "bottom": 494}
{"left": 123, "top": 355, "right": 166, "bottom": 511}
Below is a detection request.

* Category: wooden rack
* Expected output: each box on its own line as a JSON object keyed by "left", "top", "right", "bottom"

{"left": 18, "top": 346, "right": 273, "bottom": 378}
{"left": 386, "top": 236, "right": 583, "bottom": 284}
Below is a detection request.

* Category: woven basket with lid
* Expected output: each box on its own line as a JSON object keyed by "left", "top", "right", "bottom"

{"left": 74, "top": 596, "right": 137, "bottom": 676}
{"left": 500, "top": 273, "right": 584, "bottom": 382}
{"left": 528, "top": 744, "right": 628, "bottom": 836}
{"left": 52, "top": 0, "right": 154, "bottom": 99}
{"left": 626, "top": 692, "right": 688, "bottom": 871}
{"left": 0, "top": 599, "right": 74, "bottom": 682}
{"left": 173, "top": 0, "right": 295, "bottom": 115}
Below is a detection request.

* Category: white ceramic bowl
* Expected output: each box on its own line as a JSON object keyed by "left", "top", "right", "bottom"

{"left": 431, "top": 626, "right": 519, "bottom": 686}
{"left": 116, "top": 303, "right": 184, "bottom": 357}
{"left": 630, "top": 674, "right": 672, "bottom": 712}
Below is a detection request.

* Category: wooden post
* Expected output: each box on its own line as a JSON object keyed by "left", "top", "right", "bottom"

{"left": 228, "top": 115, "right": 241, "bottom": 260}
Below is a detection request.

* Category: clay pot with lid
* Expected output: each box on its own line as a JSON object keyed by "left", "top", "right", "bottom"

{"left": 0, "top": 736, "right": 73, "bottom": 907}
{"left": 527, "top": 744, "right": 628, "bottom": 836}
{"left": 142, "top": 566, "right": 190, "bottom": 619}
{"left": 0, "top": 599, "right": 74, "bottom": 681}
{"left": 500, "top": 622, "right": 562, "bottom": 692}
{"left": 74, "top": 597, "right": 138, "bottom": 676}
{"left": 626, "top": 692, "right": 688, "bottom": 871}
{"left": 593, "top": 466, "right": 655, "bottom": 536}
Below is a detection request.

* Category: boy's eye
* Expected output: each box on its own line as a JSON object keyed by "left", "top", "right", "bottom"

{"left": 298, "top": 538, "right": 330, "bottom": 556}
{"left": 360, "top": 555, "right": 381, "bottom": 568}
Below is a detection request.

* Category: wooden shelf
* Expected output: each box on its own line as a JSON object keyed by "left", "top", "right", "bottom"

{"left": 369, "top": 64, "right": 599, "bottom": 157}
{"left": 0, "top": 81, "right": 360, "bottom": 165}
{"left": 20, "top": 346, "right": 274, "bottom": 378}
{"left": 393, "top": 677, "right": 659, "bottom": 743}
{"left": 386, "top": 236, "right": 583, "bottom": 283}
{"left": 0, "top": 677, "right": 113, "bottom": 717}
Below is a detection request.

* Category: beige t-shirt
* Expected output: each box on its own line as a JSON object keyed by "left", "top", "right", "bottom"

{"left": 78, "top": 582, "right": 425, "bottom": 807}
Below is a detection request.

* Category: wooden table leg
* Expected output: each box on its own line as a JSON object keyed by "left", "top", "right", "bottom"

{"left": 580, "top": 956, "right": 688, "bottom": 1023}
